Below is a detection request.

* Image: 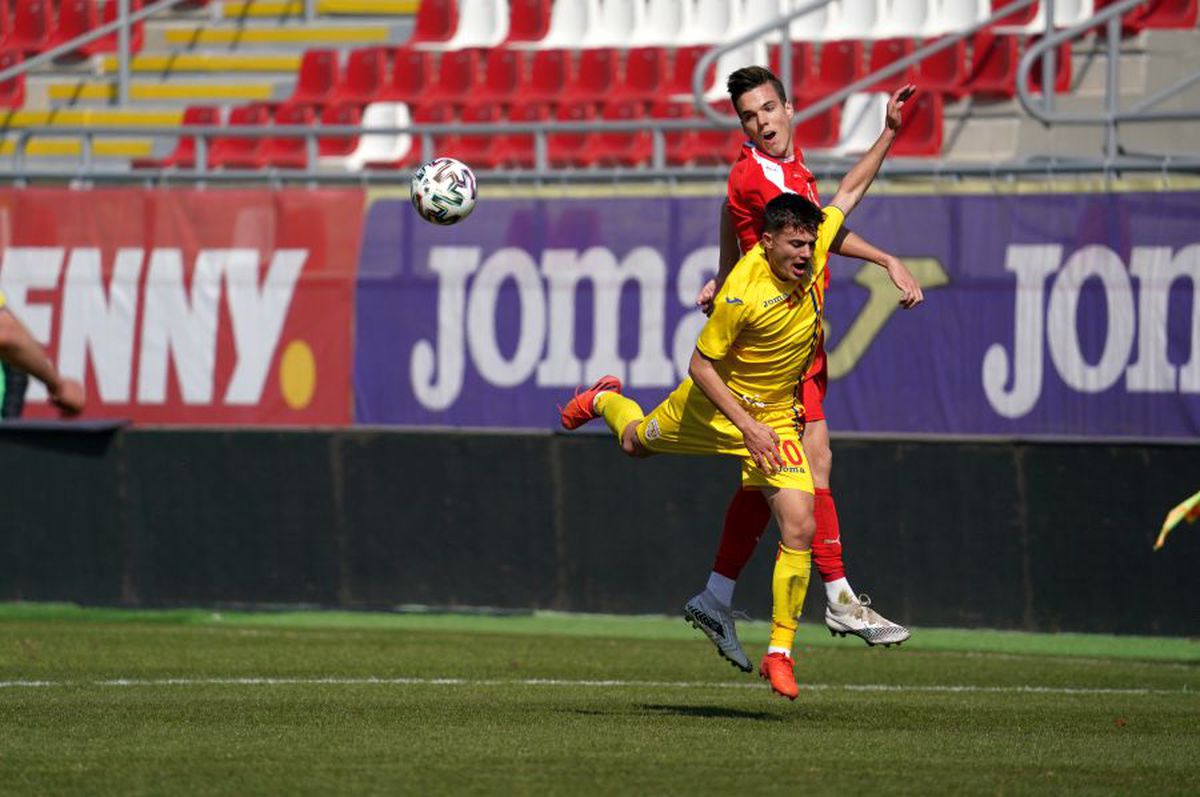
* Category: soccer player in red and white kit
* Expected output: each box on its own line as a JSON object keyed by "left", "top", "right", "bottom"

{"left": 683, "top": 66, "right": 924, "bottom": 672}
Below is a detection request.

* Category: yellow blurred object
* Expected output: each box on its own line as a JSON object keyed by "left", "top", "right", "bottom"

{"left": 1153, "top": 489, "right": 1200, "bottom": 550}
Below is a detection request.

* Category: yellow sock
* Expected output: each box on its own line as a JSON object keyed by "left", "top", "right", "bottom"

{"left": 594, "top": 392, "right": 644, "bottom": 442}
{"left": 769, "top": 543, "right": 812, "bottom": 654}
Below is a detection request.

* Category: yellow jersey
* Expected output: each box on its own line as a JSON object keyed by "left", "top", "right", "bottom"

{"left": 695, "top": 205, "right": 844, "bottom": 409}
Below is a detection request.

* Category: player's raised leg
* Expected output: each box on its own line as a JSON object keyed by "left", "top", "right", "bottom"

{"left": 804, "top": 417, "right": 911, "bottom": 647}
{"left": 758, "top": 486, "right": 816, "bottom": 701}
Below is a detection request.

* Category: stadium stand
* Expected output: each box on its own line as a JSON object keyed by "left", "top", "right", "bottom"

{"left": 0, "top": 0, "right": 1194, "bottom": 175}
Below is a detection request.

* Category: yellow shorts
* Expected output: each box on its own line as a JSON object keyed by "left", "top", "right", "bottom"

{"left": 635, "top": 379, "right": 813, "bottom": 493}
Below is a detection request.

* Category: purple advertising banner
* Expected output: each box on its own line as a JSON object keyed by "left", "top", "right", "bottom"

{"left": 355, "top": 190, "right": 1200, "bottom": 439}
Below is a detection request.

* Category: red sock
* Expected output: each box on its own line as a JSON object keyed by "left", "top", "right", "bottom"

{"left": 712, "top": 488, "right": 772, "bottom": 579}
{"left": 811, "top": 487, "right": 846, "bottom": 583}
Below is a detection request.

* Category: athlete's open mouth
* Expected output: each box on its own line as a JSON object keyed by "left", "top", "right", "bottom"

{"left": 763, "top": 130, "right": 776, "bottom": 142}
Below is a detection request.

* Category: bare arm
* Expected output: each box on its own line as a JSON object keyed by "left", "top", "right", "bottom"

{"left": 829, "top": 84, "right": 915, "bottom": 217}
{"left": 696, "top": 201, "right": 742, "bottom": 314}
{"left": 0, "top": 309, "right": 85, "bottom": 416}
{"left": 688, "top": 348, "right": 784, "bottom": 475}
{"left": 833, "top": 229, "right": 924, "bottom": 309}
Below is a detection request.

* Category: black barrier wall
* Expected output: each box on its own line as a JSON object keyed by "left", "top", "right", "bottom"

{"left": 0, "top": 427, "right": 1196, "bottom": 636}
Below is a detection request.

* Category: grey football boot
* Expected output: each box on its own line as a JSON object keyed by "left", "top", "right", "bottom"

{"left": 825, "top": 593, "right": 911, "bottom": 647}
{"left": 684, "top": 590, "right": 753, "bottom": 672}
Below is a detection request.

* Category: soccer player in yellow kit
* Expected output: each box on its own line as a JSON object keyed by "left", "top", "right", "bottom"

{"left": 560, "top": 84, "right": 915, "bottom": 700}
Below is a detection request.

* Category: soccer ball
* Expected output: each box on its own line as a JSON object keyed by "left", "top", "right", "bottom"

{"left": 410, "top": 157, "right": 477, "bottom": 225}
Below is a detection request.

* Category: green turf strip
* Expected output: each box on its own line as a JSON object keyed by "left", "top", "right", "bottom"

{"left": 0, "top": 601, "right": 1195, "bottom": 661}
{"left": 1, "top": 604, "right": 1197, "bottom": 795}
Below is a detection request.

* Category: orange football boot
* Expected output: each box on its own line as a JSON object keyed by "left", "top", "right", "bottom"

{"left": 759, "top": 652, "right": 799, "bottom": 700}
{"left": 559, "top": 375, "right": 622, "bottom": 430}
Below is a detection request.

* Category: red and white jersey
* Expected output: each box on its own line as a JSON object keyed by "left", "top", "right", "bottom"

{"left": 726, "top": 141, "right": 820, "bottom": 256}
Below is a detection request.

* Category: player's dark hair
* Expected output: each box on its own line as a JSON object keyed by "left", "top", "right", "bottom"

{"left": 727, "top": 66, "right": 787, "bottom": 108}
{"left": 762, "top": 193, "right": 824, "bottom": 236}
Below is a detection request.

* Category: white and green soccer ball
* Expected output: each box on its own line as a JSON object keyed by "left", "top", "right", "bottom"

{"left": 410, "top": 157, "right": 477, "bottom": 225}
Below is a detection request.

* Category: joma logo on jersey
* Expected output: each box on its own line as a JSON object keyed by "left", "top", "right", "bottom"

{"left": 762, "top": 293, "right": 789, "bottom": 308}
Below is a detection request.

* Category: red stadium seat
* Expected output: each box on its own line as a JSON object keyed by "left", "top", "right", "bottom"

{"left": 0, "top": 50, "right": 25, "bottom": 108}
{"left": 262, "top": 103, "right": 317, "bottom": 169}
{"left": 504, "top": 0, "right": 552, "bottom": 43}
{"left": 317, "top": 101, "right": 362, "bottom": 157}
{"left": 768, "top": 42, "right": 817, "bottom": 101}
{"left": 384, "top": 47, "right": 432, "bottom": 103}
{"left": 290, "top": 49, "right": 338, "bottom": 107}
{"left": 1026, "top": 37, "right": 1072, "bottom": 95}
{"left": 918, "top": 37, "right": 969, "bottom": 99}
{"left": 666, "top": 45, "right": 716, "bottom": 97}
{"left": 547, "top": 100, "right": 597, "bottom": 167}
{"left": 88, "top": 0, "right": 144, "bottom": 55}
{"left": 649, "top": 100, "right": 697, "bottom": 166}
{"left": 525, "top": 48, "right": 571, "bottom": 104}
{"left": 990, "top": 0, "right": 1039, "bottom": 26}
{"left": 10, "top": 0, "right": 55, "bottom": 54}
{"left": 48, "top": 0, "right": 98, "bottom": 60}
{"left": 1125, "top": 0, "right": 1198, "bottom": 29}
{"left": 868, "top": 39, "right": 918, "bottom": 92}
{"left": 616, "top": 47, "right": 669, "bottom": 106}
{"left": 891, "top": 91, "right": 942, "bottom": 155}
{"left": 407, "top": 0, "right": 458, "bottom": 45}
{"left": 476, "top": 47, "right": 526, "bottom": 107}
{"left": 423, "top": 49, "right": 479, "bottom": 109}
{"left": 962, "top": 31, "right": 1019, "bottom": 98}
{"left": 439, "top": 102, "right": 506, "bottom": 167}
{"left": 332, "top": 48, "right": 387, "bottom": 106}
{"left": 563, "top": 48, "right": 618, "bottom": 106}
{"left": 495, "top": 101, "right": 553, "bottom": 168}
{"left": 792, "top": 103, "right": 841, "bottom": 150}
{"left": 0, "top": 3, "right": 10, "bottom": 46}
{"left": 132, "top": 105, "right": 221, "bottom": 169}
{"left": 592, "top": 99, "right": 652, "bottom": 167}
{"left": 210, "top": 104, "right": 272, "bottom": 170}
{"left": 687, "top": 101, "right": 743, "bottom": 166}
{"left": 811, "top": 41, "right": 865, "bottom": 98}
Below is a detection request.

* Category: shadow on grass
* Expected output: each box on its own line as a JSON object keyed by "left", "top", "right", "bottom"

{"left": 638, "top": 703, "right": 782, "bottom": 721}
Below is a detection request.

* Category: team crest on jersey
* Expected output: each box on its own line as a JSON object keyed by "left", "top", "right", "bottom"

{"left": 644, "top": 418, "right": 661, "bottom": 441}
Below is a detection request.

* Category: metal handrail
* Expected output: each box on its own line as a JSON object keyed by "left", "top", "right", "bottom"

{"left": 1016, "top": 0, "right": 1200, "bottom": 164}
{"left": 692, "top": 0, "right": 1041, "bottom": 125}
{"left": 2, "top": 0, "right": 1200, "bottom": 183}
{"left": 0, "top": 0, "right": 199, "bottom": 106}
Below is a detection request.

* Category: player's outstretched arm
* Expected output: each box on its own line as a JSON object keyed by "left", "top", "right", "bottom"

{"left": 829, "top": 84, "right": 915, "bottom": 218}
{"left": 688, "top": 349, "right": 785, "bottom": 475}
{"left": 0, "top": 308, "right": 85, "bottom": 416}
{"left": 834, "top": 230, "right": 924, "bottom": 309}
{"left": 696, "top": 200, "right": 742, "bottom": 315}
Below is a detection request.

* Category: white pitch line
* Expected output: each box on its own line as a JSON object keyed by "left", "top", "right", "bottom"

{"left": 0, "top": 677, "right": 1191, "bottom": 696}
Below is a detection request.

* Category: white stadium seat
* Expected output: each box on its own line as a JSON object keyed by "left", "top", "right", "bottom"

{"left": 436, "top": 0, "right": 511, "bottom": 49}
{"left": 878, "top": 0, "right": 945, "bottom": 38}
{"left": 531, "top": 0, "right": 595, "bottom": 48}
{"left": 583, "top": 0, "right": 645, "bottom": 47}
{"left": 324, "top": 102, "right": 411, "bottom": 172}
{"left": 678, "top": 0, "right": 738, "bottom": 45}
{"left": 933, "top": 0, "right": 990, "bottom": 35}
{"left": 823, "top": 0, "right": 885, "bottom": 41}
{"left": 738, "top": 0, "right": 790, "bottom": 42}
{"left": 707, "top": 39, "right": 769, "bottom": 100}
{"left": 632, "top": 0, "right": 692, "bottom": 46}
{"left": 997, "top": 0, "right": 1096, "bottom": 34}
{"left": 785, "top": 0, "right": 840, "bottom": 42}
{"left": 834, "top": 91, "right": 887, "bottom": 156}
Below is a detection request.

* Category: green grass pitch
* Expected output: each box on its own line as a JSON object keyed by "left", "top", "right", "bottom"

{"left": 0, "top": 603, "right": 1196, "bottom": 795}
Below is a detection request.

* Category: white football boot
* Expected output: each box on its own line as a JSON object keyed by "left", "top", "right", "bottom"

{"left": 684, "top": 590, "right": 752, "bottom": 672}
{"left": 825, "top": 593, "right": 911, "bottom": 647}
